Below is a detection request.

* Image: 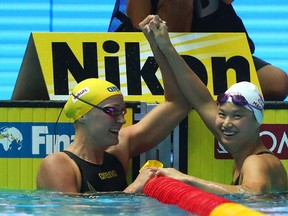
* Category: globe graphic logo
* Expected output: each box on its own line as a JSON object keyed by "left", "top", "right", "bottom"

{"left": 0, "top": 126, "right": 23, "bottom": 154}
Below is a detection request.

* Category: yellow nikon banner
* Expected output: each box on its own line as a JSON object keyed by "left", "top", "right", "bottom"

{"left": 12, "top": 32, "right": 260, "bottom": 102}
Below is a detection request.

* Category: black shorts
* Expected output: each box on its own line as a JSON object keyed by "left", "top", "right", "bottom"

{"left": 253, "top": 56, "right": 271, "bottom": 71}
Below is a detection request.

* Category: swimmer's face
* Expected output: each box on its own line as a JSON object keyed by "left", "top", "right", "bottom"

{"left": 215, "top": 102, "right": 259, "bottom": 151}
{"left": 80, "top": 95, "right": 126, "bottom": 147}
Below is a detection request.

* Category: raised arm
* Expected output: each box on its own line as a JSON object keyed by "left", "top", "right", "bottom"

{"left": 119, "top": 15, "right": 190, "bottom": 157}
{"left": 148, "top": 16, "right": 219, "bottom": 134}
{"left": 140, "top": 15, "right": 186, "bottom": 102}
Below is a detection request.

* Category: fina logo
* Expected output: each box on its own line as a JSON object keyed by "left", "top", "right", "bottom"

{"left": 0, "top": 123, "right": 75, "bottom": 158}
{"left": 0, "top": 126, "right": 23, "bottom": 154}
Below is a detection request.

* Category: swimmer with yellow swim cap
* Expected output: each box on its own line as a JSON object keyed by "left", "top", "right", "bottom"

{"left": 36, "top": 77, "right": 190, "bottom": 194}
{"left": 63, "top": 78, "right": 123, "bottom": 121}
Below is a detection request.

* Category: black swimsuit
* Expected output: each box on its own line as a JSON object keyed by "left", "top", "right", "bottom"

{"left": 232, "top": 151, "right": 274, "bottom": 185}
{"left": 63, "top": 151, "right": 128, "bottom": 193}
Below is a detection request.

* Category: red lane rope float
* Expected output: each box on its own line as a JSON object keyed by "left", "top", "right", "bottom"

{"left": 143, "top": 176, "right": 264, "bottom": 216}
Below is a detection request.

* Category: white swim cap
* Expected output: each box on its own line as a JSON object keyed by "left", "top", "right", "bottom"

{"left": 225, "top": 81, "right": 264, "bottom": 124}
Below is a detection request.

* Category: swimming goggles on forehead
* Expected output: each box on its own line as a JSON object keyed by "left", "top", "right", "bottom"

{"left": 216, "top": 93, "right": 263, "bottom": 110}
{"left": 71, "top": 93, "right": 127, "bottom": 117}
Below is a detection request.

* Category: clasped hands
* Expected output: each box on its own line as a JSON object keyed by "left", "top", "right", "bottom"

{"left": 139, "top": 15, "right": 171, "bottom": 49}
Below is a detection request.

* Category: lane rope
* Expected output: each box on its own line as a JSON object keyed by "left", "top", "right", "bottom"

{"left": 143, "top": 176, "right": 264, "bottom": 216}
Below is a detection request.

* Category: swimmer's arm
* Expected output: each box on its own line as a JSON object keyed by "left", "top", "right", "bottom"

{"left": 36, "top": 153, "right": 79, "bottom": 193}
{"left": 239, "top": 155, "right": 273, "bottom": 194}
{"left": 124, "top": 167, "right": 157, "bottom": 193}
{"left": 120, "top": 15, "right": 190, "bottom": 158}
{"left": 156, "top": 157, "right": 274, "bottom": 194}
{"left": 149, "top": 19, "right": 219, "bottom": 134}
{"left": 156, "top": 168, "right": 241, "bottom": 194}
{"left": 184, "top": 176, "right": 250, "bottom": 194}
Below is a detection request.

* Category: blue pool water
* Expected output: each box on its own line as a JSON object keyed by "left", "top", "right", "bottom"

{"left": 1, "top": 189, "right": 288, "bottom": 215}
{"left": 0, "top": 189, "right": 191, "bottom": 216}
{"left": 223, "top": 193, "right": 288, "bottom": 215}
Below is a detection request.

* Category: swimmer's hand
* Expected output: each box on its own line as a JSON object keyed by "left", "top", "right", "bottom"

{"left": 124, "top": 167, "right": 158, "bottom": 193}
{"left": 139, "top": 15, "right": 171, "bottom": 50}
{"left": 155, "top": 167, "right": 187, "bottom": 182}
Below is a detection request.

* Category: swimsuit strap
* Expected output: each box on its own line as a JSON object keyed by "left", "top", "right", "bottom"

{"left": 255, "top": 151, "right": 274, "bottom": 155}
{"left": 232, "top": 175, "right": 240, "bottom": 186}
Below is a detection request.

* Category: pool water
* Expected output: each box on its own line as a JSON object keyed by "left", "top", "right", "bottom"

{"left": 0, "top": 189, "right": 192, "bottom": 216}
{"left": 223, "top": 192, "right": 288, "bottom": 215}
{"left": 1, "top": 189, "right": 288, "bottom": 216}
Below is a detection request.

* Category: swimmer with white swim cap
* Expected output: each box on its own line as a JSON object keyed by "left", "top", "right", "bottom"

{"left": 217, "top": 81, "right": 264, "bottom": 125}
{"left": 140, "top": 14, "right": 287, "bottom": 194}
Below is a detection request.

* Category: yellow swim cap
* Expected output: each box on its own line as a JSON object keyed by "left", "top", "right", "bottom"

{"left": 63, "top": 78, "right": 122, "bottom": 121}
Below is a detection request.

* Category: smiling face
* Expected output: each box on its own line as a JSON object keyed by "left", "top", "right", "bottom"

{"left": 79, "top": 94, "right": 126, "bottom": 148}
{"left": 215, "top": 102, "right": 260, "bottom": 153}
